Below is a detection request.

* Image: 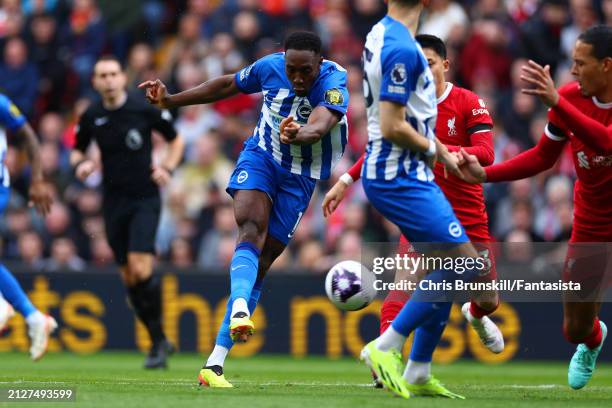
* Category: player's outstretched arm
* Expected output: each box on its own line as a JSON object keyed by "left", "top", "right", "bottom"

{"left": 17, "top": 123, "right": 52, "bottom": 215}
{"left": 462, "top": 132, "right": 566, "bottom": 184}
{"left": 280, "top": 106, "right": 342, "bottom": 145}
{"left": 139, "top": 75, "right": 240, "bottom": 109}
{"left": 552, "top": 96, "right": 612, "bottom": 154}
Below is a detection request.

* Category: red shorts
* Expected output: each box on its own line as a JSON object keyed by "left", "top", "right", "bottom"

{"left": 398, "top": 223, "right": 497, "bottom": 280}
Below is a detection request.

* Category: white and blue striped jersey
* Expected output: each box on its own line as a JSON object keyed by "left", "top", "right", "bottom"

{"left": 0, "top": 94, "right": 26, "bottom": 188}
{"left": 362, "top": 16, "right": 437, "bottom": 182}
{"left": 235, "top": 52, "right": 349, "bottom": 180}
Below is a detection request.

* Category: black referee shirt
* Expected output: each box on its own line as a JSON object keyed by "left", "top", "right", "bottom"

{"left": 75, "top": 93, "right": 177, "bottom": 198}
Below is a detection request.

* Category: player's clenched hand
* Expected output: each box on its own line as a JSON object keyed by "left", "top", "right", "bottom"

{"left": 28, "top": 180, "right": 53, "bottom": 216}
{"left": 151, "top": 165, "right": 172, "bottom": 187}
{"left": 437, "top": 144, "right": 465, "bottom": 180}
{"left": 75, "top": 159, "right": 96, "bottom": 181}
{"left": 280, "top": 116, "right": 300, "bottom": 144}
{"left": 138, "top": 79, "right": 170, "bottom": 108}
{"left": 457, "top": 148, "right": 486, "bottom": 184}
{"left": 322, "top": 179, "right": 349, "bottom": 218}
{"left": 520, "top": 60, "right": 559, "bottom": 107}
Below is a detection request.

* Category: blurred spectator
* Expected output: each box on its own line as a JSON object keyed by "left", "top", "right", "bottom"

{"left": 0, "top": 37, "right": 38, "bottom": 116}
{"left": 42, "top": 237, "right": 86, "bottom": 272}
{"left": 125, "top": 43, "right": 156, "bottom": 90}
{"left": 63, "top": 0, "right": 106, "bottom": 94}
{"left": 197, "top": 204, "right": 237, "bottom": 271}
{"left": 519, "top": 0, "right": 569, "bottom": 75}
{"left": 419, "top": 0, "right": 469, "bottom": 43}
{"left": 169, "top": 237, "right": 194, "bottom": 268}
{"left": 168, "top": 134, "right": 234, "bottom": 218}
{"left": 90, "top": 236, "right": 114, "bottom": 266}
{"left": 25, "top": 13, "right": 67, "bottom": 113}
{"left": 157, "top": 13, "right": 208, "bottom": 84}
{"left": 17, "top": 230, "right": 44, "bottom": 270}
{"left": 460, "top": 18, "right": 513, "bottom": 94}
{"left": 560, "top": 0, "right": 597, "bottom": 68}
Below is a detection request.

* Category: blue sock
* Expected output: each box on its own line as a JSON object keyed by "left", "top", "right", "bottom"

{"left": 229, "top": 242, "right": 260, "bottom": 305}
{"left": 214, "top": 244, "right": 261, "bottom": 350}
{"left": 409, "top": 302, "right": 452, "bottom": 362}
{"left": 392, "top": 266, "right": 476, "bottom": 337}
{"left": 215, "top": 298, "right": 234, "bottom": 349}
{"left": 0, "top": 264, "right": 37, "bottom": 318}
{"left": 248, "top": 278, "right": 264, "bottom": 315}
{"left": 214, "top": 278, "right": 264, "bottom": 351}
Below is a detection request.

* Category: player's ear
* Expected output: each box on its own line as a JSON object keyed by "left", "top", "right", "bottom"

{"left": 602, "top": 56, "right": 612, "bottom": 73}
{"left": 443, "top": 59, "right": 450, "bottom": 73}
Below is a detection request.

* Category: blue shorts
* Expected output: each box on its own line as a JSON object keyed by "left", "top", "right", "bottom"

{"left": 362, "top": 177, "right": 468, "bottom": 250}
{"left": 0, "top": 186, "right": 9, "bottom": 215}
{"left": 227, "top": 146, "right": 316, "bottom": 245}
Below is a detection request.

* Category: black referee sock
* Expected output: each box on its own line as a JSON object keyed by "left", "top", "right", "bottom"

{"left": 127, "top": 284, "right": 148, "bottom": 323}
{"left": 127, "top": 276, "right": 166, "bottom": 346}
{"left": 138, "top": 275, "right": 166, "bottom": 346}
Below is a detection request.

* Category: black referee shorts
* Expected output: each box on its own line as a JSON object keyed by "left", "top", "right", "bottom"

{"left": 102, "top": 194, "right": 161, "bottom": 265}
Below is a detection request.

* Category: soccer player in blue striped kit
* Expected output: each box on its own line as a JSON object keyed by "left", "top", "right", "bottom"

{"left": 140, "top": 32, "right": 349, "bottom": 387}
{"left": 357, "top": 0, "right": 485, "bottom": 399}
{"left": 0, "top": 93, "right": 57, "bottom": 360}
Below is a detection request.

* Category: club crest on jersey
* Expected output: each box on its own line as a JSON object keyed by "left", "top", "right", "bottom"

{"left": 448, "top": 222, "right": 462, "bottom": 238}
{"left": 325, "top": 89, "right": 344, "bottom": 105}
{"left": 447, "top": 116, "right": 457, "bottom": 136}
{"left": 126, "top": 129, "right": 143, "bottom": 150}
{"left": 391, "top": 63, "right": 407, "bottom": 85}
{"left": 237, "top": 170, "right": 249, "bottom": 183}
{"left": 8, "top": 103, "right": 21, "bottom": 118}
{"left": 296, "top": 101, "right": 312, "bottom": 122}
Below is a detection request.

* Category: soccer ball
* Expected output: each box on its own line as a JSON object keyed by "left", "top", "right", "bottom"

{"left": 325, "top": 260, "right": 377, "bottom": 311}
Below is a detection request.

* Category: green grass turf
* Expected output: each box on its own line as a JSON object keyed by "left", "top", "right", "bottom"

{"left": 0, "top": 352, "right": 611, "bottom": 407}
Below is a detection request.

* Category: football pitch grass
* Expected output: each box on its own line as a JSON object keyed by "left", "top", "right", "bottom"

{"left": 1, "top": 352, "right": 611, "bottom": 407}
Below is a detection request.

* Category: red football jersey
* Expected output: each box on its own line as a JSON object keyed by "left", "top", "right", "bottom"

{"left": 546, "top": 82, "right": 612, "bottom": 242}
{"left": 433, "top": 83, "right": 494, "bottom": 233}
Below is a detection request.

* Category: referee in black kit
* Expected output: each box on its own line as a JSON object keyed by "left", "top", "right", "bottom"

{"left": 70, "top": 56, "right": 184, "bottom": 368}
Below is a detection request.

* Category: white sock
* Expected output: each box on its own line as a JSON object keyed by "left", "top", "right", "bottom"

{"left": 206, "top": 345, "right": 229, "bottom": 367}
{"left": 403, "top": 359, "right": 431, "bottom": 384}
{"left": 25, "top": 310, "right": 45, "bottom": 326}
{"left": 230, "top": 298, "right": 249, "bottom": 317}
{"left": 375, "top": 325, "right": 406, "bottom": 352}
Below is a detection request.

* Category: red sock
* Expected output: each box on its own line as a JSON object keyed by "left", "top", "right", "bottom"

{"left": 380, "top": 291, "right": 409, "bottom": 334}
{"left": 583, "top": 318, "right": 603, "bottom": 349}
{"left": 469, "top": 300, "right": 498, "bottom": 319}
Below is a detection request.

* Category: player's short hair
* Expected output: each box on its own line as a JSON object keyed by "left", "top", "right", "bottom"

{"left": 283, "top": 31, "right": 322, "bottom": 55}
{"left": 94, "top": 55, "right": 124, "bottom": 71}
{"left": 415, "top": 34, "right": 447, "bottom": 60}
{"left": 578, "top": 25, "right": 612, "bottom": 60}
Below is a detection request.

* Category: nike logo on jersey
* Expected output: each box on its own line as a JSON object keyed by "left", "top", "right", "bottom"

{"left": 94, "top": 117, "right": 109, "bottom": 126}
{"left": 231, "top": 265, "right": 247, "bottom": 271}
